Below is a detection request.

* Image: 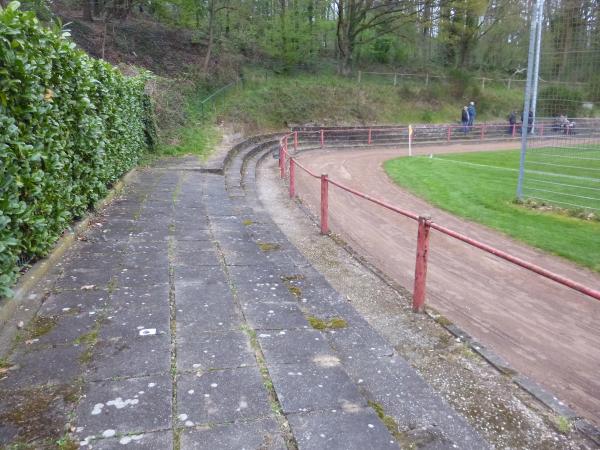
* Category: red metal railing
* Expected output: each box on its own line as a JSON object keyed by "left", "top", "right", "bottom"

{"left": 277, "top": 130, "right": 600, "bottom": 311}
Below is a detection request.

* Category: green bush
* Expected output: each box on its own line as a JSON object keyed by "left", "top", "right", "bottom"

{"left": 537, "top": 86, "right": 583, "bottom": 117}
{"left": 0, "top": 2, "right": 156, "bottom": 296}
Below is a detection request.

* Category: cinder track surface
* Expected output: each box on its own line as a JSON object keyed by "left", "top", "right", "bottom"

{"left": 293, "top": 142, "right": 600, "bottom": 425}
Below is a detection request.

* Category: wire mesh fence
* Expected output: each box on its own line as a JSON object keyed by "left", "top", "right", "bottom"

{"left": 519, "top": 0, "right": 600, "bottom": 213}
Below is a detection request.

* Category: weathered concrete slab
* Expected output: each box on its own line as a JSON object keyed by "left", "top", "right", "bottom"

{"left": 326, "top": 326, "right": 395, "bottom": 359}
{"left": 99, "top": 307, "right": 170, "bottom": 341}
{"left": 85, "top": 335, "right": 171, "bottom": 381}
{"left": 257, "top": 329, "right": 335, "bottom": 365}
{"left": 83, "top": 430, "right": 173, "bottom": 448}
{"left": 177, "top": 367, "right": 271, "bottom": 424}
{"left": 75, "top": 375, "right": 172, "bottom": 438}
{"left": 288, "top": 409, "right": 399, "bottom": 450}
{"left": 241, "top": 300, "right": 308, "bottom": 330}
{"left": 176, "top": 330, "right": 255, "bottom": 371}
{"left": 268, "top": 363, "right": 366, "bottom": 414}
{"left": 0, "top": 345, "right": 84, "bottom": 389}
{"left": 28, "top": 312, "right": 99, "bottom": 347}
{"left": 180, "top": 418, "right": 285, "bottom": 450}
{"left": 54, "top": 269, "right": 116, "bottom": 291}
{"left": 37, "top": 289, "right": 109, "bottom": 316}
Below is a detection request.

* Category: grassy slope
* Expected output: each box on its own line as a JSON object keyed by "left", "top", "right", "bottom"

{"left": 384, "top": 150, "right": 600, "bottom": 272}
{"left": 153, "top": 72, "right": 523, "bottom": 158}
{"left": 221, "top": 73, "right": 523, "bottom": 131}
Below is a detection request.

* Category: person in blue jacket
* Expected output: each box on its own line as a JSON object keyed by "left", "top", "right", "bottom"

{"left": 461, "top": 106, "right": 469, "bottom": 134}
{"left": 467, "top": 102, "right": 476, "bottom": 128}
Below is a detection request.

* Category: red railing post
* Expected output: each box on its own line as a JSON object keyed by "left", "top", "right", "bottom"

{"left": 278, "top": 144, "right": 283, "bottom": 177}
{"left": 320, "top": 129, "right": 325, "bottom": 148}
{"left": 320, "top": 174, "right": 329, "bottom": 234}
{"left": 294, "top": 131, "right": 298, "bottom": 151}
{"left": 289, "top": 158, "right": 296, "bottom": 198}
{"left": 279, "top": 144, "right": 286, "bottom": 178}
{"left": 447, "top": 126, "right": 451, "bottom": 142}
{"left": 412, "top": 215, "right": 432, "bottom": 313}
{"left": 368, "top": 128, "right": 372, "bottom": 145}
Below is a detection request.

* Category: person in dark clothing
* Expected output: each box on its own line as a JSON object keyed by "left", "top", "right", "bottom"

{"left": 467, "top": 102, "right": 476, "bottom": 127}
{"left": 527, "top": 110, "right": 533, "bottom": 133}
{"left": 508, "top": 111, "right": 516, "bottom": 135}
{"left": 461, "top": 106, "right": 469, "bottom": 134}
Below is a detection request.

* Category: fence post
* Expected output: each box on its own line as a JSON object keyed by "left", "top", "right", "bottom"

{"left": 481, "top": 78, "right": 486, "bottom": 91}
{"left": 512, "top": 123, "right": 516, "bottom": 138}
{"left": 358, "top": 71, "right": 362, "bottom": 83}
{"left": 280, "top": 142, "right": 287, "bottom": 178}
{"left": 320, "top": 174, "right": 329, "bottom": 234}
{"left": 294, "top": 131, "right": 298, "bottom": 151}
{"left": 279, "top": 144, "right": 284, "bottom": 178}
{"left": 480, "top": 124, "right": 485, "bottom": 141}
{"left": 426, "top": 73, "right": 429, "bottom": 85}
{"left": 412, "top": 215, "right": 432, "bottom": 313}
{"left": 447, "top": 126, "right": 452, "bottom": 142}
{"left": 289, "top": 158, "right": 296, "bottom": 199}
{"left": 320, "top": 129, "right": 324, "bottom": 148}
{"left": 368, "top": 128, "right": 372, "bottom": 145}
{"left": 540, "top": 123, "right": 544, "bottom": 137}
{"left": 394, "top": 73, "right": 398, "bottom": 86}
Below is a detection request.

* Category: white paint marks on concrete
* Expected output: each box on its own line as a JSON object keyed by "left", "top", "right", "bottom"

{"left": 102, "top": 429, "right": 116, "bottom": 438}
{"left": 210, "top": 383, "right": 218, "bottom": 388}
{"left": 178, "top": 414, "right": 188, "bottom": 421}
{"left": 119, "top": 434, "right": 144, "bottom": 445}
{"left": 139, "top": 328, "right": 156, "bottom": 336}
{"left": 148, "top": 382, "right": 156, "bottom": 388}
{"left": 91, "top": 403, "right": 104, "bottom": 415}
{"left": 106, "top": 397, "right": 139, "bottom": 409}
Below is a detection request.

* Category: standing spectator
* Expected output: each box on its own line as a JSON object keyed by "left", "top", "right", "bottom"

{"left": 461, "top": 106, "right": 469, "bottom": 134}
{"left": 467, "top": 101, "right": 476, "bottom": 128}
{"left": 508, "top": 110, "right": 516, "bottom": 135}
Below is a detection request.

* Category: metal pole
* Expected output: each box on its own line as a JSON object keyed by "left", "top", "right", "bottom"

{"left": 530, "top": 0, "right": 544, "bottom": 134}
{"left": 412, "top": 216, "right": 431, "bottom": 312}
{"left": 289, "top": 158, "right": 296, "bottom": 198}
{"left": 279, "top": 145, "right": 285, "bottom": 179}
{"left": 320, "top": 174, "right": 329, "bottom": 234}
{"left": 517, "top": 0, "right": 543, "bottom": 199}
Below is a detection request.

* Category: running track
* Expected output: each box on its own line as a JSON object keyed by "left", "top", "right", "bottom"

{"left": 293, "top": 142, "right": 600, "bottom": 425}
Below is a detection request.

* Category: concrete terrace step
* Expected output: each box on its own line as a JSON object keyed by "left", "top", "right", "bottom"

{"left": 223, "top": 137, "right": 489, "bottom": 449}
{"left": 0, "top": 135, "right": 486, "bottom": 449}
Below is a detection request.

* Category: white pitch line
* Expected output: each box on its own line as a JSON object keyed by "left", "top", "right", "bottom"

{"left": 426, "top": 156, "right": 600, "bottom": 183}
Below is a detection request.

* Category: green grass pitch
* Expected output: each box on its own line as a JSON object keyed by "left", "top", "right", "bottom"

{"left": 384, "top": 149, "right": 600, "bottom": 272}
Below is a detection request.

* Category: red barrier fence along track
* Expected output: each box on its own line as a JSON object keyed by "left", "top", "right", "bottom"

{"left": 277, "top": 129, "right": 600, "bottom": 312}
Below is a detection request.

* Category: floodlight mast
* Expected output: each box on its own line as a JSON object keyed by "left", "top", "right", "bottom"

{"left": 517, "top": 0, "right": 545, "bottom": 200}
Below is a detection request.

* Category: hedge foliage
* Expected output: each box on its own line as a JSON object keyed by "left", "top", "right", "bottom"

{"left": 0, "top": 2, "right": 157, "bottom": 296}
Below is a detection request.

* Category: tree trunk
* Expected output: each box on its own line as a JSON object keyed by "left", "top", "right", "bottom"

{"left": 203, "top": 0, "right": 215, "bottom": 72}
{"left": 83, "top": 0, "right": 93, "bottom": 21}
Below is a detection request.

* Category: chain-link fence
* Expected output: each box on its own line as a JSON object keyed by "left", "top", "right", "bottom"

{"left": 518, "top": 0, "right": 600, "bottom": 214}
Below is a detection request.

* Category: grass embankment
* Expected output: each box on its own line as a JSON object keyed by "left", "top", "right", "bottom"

{"left": 153, "top": 72, "right": 522, "bottom": 157}
{"left": 384, "top": 150, "right": 600, "bottom": 272}
{"left": 154, "top": 84, "right": 221, "bottom": 158}
{"left": 221, "top": 73, "right": 523, "bottom": 131}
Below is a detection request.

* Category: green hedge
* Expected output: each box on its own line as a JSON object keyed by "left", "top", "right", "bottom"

{"left": 0, "top": 2, "right": 157, "bottom": 296}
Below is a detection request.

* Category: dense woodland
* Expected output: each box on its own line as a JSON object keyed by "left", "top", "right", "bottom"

{"left": 9, "top": 0, "right": 597, "bottom": 84}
